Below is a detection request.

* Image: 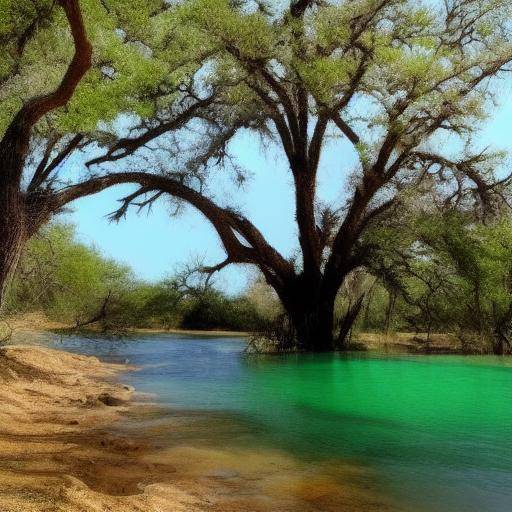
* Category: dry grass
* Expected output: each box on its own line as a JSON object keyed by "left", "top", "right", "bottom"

{"left": 352, "top": 331, "right": 465, "bottom": 354}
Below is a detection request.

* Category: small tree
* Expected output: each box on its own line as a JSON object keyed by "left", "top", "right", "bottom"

{"left": 84, "top": 0, "right": 512, "bottom": 350}
{"left": 7, "top": 223, "right": 134, "bottom": 325}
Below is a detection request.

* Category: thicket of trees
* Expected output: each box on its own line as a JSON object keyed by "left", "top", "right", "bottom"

{"left": 6, "top": 224, "right": 269, "bottom": 333}
{"left": 361, "top": 210, "right": 512, "bottom": 354}
{"left": 2, "top": 0, "right": 512, "bottom": 352}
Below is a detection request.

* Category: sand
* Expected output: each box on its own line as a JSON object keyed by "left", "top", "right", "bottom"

{"left": 0, "top": 344, "right": 401, "bottom": 512}
{"left": 0, "top": 345, "right": 205, "bottom": 512}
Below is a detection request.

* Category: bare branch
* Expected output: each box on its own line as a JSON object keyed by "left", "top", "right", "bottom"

{"left": 330, "top": 112, "right": 360, "bottom": 146}
{"left": 86, "top": 96, "right": 215, "bottom": 168}
{"left": 29, "top": 134, "right": 84, "bottom": 192}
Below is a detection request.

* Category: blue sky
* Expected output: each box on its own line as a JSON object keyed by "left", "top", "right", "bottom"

{"left": 63, "top": 80, "right": 512, "bottom": 295}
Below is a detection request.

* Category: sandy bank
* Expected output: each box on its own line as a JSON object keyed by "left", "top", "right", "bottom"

{"left": 352, "top": 331, "right": 465, "bottom": 354}
{"left": 3, "top": 312, "right": 250, "bottom": 340}
{"left": 0, "top": 345, "right": 204, "bottom": 512}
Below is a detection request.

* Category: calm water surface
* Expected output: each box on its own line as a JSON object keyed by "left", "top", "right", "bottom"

{"left": 26, "top": 333, "right": 512, "bottom": 512}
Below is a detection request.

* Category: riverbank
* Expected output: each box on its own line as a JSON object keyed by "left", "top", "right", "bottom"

{"left": 352, "top": 332, "right": 466, "bottom": 354}
{"left": 3, "top": 312, "right": 250, "bottom": 340}
{"left": 0, "top": 342, "right": 400, "bottom": 512}
{"left": 0, "top": 345, "right": 205, "bottom": 511}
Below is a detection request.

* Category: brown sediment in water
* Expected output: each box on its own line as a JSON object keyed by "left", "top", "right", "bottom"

{"left": 0, "top": 344, "right": 401, "bottom": 512}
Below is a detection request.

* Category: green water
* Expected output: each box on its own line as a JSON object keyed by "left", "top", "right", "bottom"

{"left": 34, "top": 335, "right": 512, "bottom": 511}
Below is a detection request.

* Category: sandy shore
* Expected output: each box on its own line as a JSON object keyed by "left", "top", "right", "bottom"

{"left": 3, "top": 312, "right": 250, "bottom": 339}
{"left": 0, "top": 344, "right": 401, "bottom": 512}
{"left": 0, "top": 345, "right": 204, "bottom": 512}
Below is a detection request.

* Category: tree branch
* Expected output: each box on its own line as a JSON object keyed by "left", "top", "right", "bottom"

{"left": 0, "top": 0, "right": 92, "bottom": 183}
{"left": 331, "top": 112, "right": 360, "bottom": 146}
{"left": 51, "top": 172, "right": 295, "bottom": 286}
{"left": 86, "top": 96, "right": 215, "bottom": 167}
{"left": 29, "top": 134, "right": 84, "bottom": 192}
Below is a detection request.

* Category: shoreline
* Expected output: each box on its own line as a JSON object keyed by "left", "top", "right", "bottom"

{"left": 131, "top": 327, "right": 251, "bottom": 337}
{"left": 0, "top": 344, "right": 206, "bottom": 512}
{"left": 0, "top": 343, "right": 399, "bottom": 512}
{"left": 4, "top": 312, "right": 251, "bottom": 339}
{"left": 54, "top": 326, "right": 252, "bottom": 338}
{"left": 4, "top": 312, "right": 495, "bottom": 355}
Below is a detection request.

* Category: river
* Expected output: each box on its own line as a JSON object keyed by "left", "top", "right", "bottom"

{"left": 25, "top": 333, "right": 512, "bottom": 512}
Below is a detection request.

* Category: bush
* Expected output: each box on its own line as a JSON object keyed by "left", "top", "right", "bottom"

{"left": 6, "top": 222, "right": 269, "bottom": 333}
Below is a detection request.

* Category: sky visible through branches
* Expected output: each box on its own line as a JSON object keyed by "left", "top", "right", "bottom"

{"left": 64, "top": 78, "right": 512, "bottom": 294}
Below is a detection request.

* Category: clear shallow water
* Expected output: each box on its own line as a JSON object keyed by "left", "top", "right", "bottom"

{"left": 26, "top": 333, "right": 512, "bottom": 512}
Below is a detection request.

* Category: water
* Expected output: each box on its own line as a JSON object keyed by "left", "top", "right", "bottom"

{"left": 25, "top": 333, "right": 512, "bottom": 511}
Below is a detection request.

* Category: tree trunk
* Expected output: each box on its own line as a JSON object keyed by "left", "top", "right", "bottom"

{"left": 0, "top": 188, "right": 26, "bottom": 310}
{"left": 491, "top": 337, "right": 505, "bottom": 356}
{"left": 337, "top": 295, "right": 365, "bottom": 349}
{"left": 385, "top": 290, "right": 396, "bottom": 334}
{"left": 287, "top": 299, "right": 364, "bottom": 352}
{"left": 281, "top": 281, "right": 335, "bottom": 351}
{"left": 290, "top": 306, "right": 335, "bottom": 351}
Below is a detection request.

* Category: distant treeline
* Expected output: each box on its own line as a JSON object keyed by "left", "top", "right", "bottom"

{"left": 5, "top": 224, "right": 275, "bottom": 333}
{"left": 7, "top": 216, "right": 512, "bottom": 354}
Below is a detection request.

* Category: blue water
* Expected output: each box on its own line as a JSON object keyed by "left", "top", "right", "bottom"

{"left": 27, "top": 333, "right": 512, "bottom": 512}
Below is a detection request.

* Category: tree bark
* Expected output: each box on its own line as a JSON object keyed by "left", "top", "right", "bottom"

{"left": 287, "top": 300, "right": 335, "bottom": 352}
{"left": 279, "top": 275, "right": 336, "bottom": 351}
{"left": 0, "top": 188, "right": 26, "bottom": 308}
{"left": 0, "top": 0, "right": 92, "bottom": 311}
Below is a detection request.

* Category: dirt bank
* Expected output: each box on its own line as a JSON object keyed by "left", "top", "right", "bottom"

{"left": 3, "top": 311, "right": 250, "bottom": 340}
{"left": 352, "top": 332, "right": 468, "bottom": 354}
{"left": 0, "top": 345, "right": 204, "bottom": 512}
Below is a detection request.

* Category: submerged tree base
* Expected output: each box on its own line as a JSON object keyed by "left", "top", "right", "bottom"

{"left": 246, "top": 330, "right": 510, "bottom": 356}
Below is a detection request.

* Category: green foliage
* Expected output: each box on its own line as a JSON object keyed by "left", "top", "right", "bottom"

{"left": 6, "top": 223, "right": 268, "bottom": 332}
{"left": 363, "top": 211, "right": 512, "bottom": 353}
{"left": 125, "top": 0, "right": 512, "bottom": 184}
{"left": 176, "top": 0, "right": 277, "bottom": 61}
{"left": 7, "top": 216, "right": 512, "bottom": 352}
{"left": 181, "top": 289, "right": 266, "bottom": 331}
{"left": 0, "top": 0, "right": 178, "bottom": 136}
{"left": 6, "top": 223, "right": 133, "bottom": 325}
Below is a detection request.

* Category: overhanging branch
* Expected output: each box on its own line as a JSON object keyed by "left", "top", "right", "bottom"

{"left": 51, "top": 171, "right": 295, "bottom": 287}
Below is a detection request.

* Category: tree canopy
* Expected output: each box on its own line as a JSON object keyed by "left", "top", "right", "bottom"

{"left": 364, "top": 208, "right": 512, "bottom": 353}
{"left": 2, "top": 0, "right": 512, "bottom": 350}
{"left": 0, "top": 0, "right": 176, "bottom": 304}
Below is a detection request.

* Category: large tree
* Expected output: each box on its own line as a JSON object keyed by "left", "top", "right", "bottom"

{"left": 73, "top": 0, "right": 512, "bottom": 351}
{"left": 0, "top": 0, "right": 214, "bottom": 306}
